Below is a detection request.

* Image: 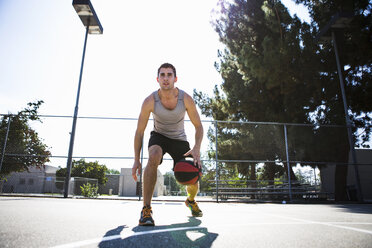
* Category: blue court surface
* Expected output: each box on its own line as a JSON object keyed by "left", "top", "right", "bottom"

{"left": 0, "top": 196, "right": 371, "bottom": 248}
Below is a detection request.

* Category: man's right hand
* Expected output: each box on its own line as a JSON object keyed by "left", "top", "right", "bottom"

{"left": 132, "top": 161, "right": 142, "bottom": 182}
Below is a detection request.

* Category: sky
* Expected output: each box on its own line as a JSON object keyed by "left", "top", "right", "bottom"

{"left": 0, "top": 0, "right": 311, "bottom": 174}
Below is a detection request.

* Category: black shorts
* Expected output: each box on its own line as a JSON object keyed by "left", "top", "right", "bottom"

{"left": 148, "top": 131, "right": 191, "bottom": 166}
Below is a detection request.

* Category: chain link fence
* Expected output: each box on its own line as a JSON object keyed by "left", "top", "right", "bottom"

{"left": 0, "top": 114, "right": 371, "bottom": 202}
{"left": 0, "top": 174, "right": 97, "bottom": 197}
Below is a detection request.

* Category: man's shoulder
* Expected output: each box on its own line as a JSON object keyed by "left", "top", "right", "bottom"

{"left": 176, "top": 88, "right": 190, "bottom": 99}
{"left": 142, "top": 93, "right": 155, "bottom": 110}
{"left": 145, "top": 92, "right": 156, "bottom": 100}
{"left": 181, "top": 90, "right": 194, "bottom": 102}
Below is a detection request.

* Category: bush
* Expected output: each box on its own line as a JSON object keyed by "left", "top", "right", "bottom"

{"left": 80, "top": 183, "right": 99, "bottom": 198}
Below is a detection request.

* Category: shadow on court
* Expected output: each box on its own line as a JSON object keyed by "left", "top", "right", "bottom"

{"left": 98, "top": 217, "right": 218, "bottom": 248}
{"left": 331, "top": 204, "right": 372, "bottom": 214}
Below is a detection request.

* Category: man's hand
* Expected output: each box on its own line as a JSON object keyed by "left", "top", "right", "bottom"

{"left": 132, "top": 160, "right": 142, "bottom": 181}
{"left": 184, "top": 148, "right": 201, "bottom": 169}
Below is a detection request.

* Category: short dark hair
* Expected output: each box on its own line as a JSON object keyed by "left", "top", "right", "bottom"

{"left": 158, "top": 63, "right": 176, "bottom": 77}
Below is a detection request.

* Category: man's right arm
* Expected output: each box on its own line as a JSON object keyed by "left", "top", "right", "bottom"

{"left": 132, "top": 95, "right": 153, "bottom": 181}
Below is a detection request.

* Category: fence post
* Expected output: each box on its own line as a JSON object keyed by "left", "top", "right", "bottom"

{"left": 215, "top": 120, "right": 219, "bottom": 203}
{"left": 0, "top": 115, "right": 12, "bottom": 173}
{"left": 283, "top": 124, "right": 293, "bottom": 202}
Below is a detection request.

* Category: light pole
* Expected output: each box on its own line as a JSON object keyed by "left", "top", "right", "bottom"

{"left": 316, "top": 12, "right": 363, "bottom": 202}
{"left": 0, "top": 116, "right": 11, "bottom": 173}
{"left": 64, "top": 0, "right": 103, "bottom": 198}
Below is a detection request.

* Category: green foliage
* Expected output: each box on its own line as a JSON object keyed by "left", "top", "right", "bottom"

{"left": 80, "top": 183, "right": 99, "bottom": 198}
{"left": 295, "top": 0, "right": 372, "bottom": 147}
{"left": 208, "top": 0, "right": 319, "bottom": 123}
{"left": 164, "top": 172, "right": 182, "bottom": 193}
{"left": 197, "top": 0, "right": 370, "bottom": 201}
{"left": 292, "top": 0, "right": 371, "bottom": 200}
{"left": 56, "top": 159, "right": 108, "bottom": 185}
{"left": 195, "top": 0, "right": 314, "bottom": 182}
{"left": 199, "top": 161, "right": 216, "bottom": 193}
{"left": 107, "top": 169, "right": 120, "bottom": 175}
{"left": 0, "top": 101, "right": 51, "bottom": 179}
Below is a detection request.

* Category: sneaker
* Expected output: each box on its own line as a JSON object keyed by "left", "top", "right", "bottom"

{"left": 139, "top": 205, "right": 155, "bottom": 226}
{"left": 185, "top": 199, "right": 203, "bottom": 217}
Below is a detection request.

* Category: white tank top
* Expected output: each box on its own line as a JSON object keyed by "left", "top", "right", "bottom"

{"left": 152, "top": 89, "right": 187, "bottom": 141}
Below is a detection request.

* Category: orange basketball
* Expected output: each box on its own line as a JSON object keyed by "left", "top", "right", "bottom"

{"left": 174, "top": 159, "right": 202, "bottom": 185}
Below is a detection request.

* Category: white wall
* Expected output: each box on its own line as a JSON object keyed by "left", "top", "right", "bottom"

{"left": 119, "top": 168, "right": 164, "bottom": 197}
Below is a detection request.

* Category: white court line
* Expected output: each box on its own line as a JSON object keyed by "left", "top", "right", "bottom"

{"left": 264, "top": 213, "right": 372, "bottom": 235}
{"left": 51, "top": 221, "right": 372, "bottom": 248}
{"left": 52, "top": 223, "right": 312, "bottom": 248}
{"left": 326, "top": 222, "right": 372, "bottom": 225}
{"left": 220, "top": 222, "right": 372, "bottom": 228}
{"left": 52, "top": 226, "right": 205, "bottom": 248}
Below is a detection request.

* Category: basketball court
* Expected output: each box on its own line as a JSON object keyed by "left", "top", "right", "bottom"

{"left": 1, "top": 196, "right": 372, "bottom": 248}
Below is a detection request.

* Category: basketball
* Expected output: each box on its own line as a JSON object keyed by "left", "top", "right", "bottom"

{"left": 174, "top": 159, "right": 202, "bottom": 185}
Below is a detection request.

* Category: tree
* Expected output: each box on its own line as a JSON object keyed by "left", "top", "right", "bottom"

{"left": 199, "top": 160, "right": 217, "bottom": 194}
{"left": 195, "top": 0, "right": 317, "bottom": 185}
{"left": 294, "top": 0, "right": 372, "bottom": 200}
{"left": 56, "top": 159, "right": 108, "bottom": 185}
{"left": 107, "top": 169, "right": 120, "bottom": 175}
{"left": 164, "top": 172, "right": 182, "bottom": 194}
{"left": 0, "top": 101, "right": 51, "bottom": 179}
{"left": 195, "top": 0, "right": 370, "bottom": 200}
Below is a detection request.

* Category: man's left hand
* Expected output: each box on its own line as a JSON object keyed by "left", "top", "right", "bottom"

{"left": 183, "top": 148, "right": 201, "bottom": 169}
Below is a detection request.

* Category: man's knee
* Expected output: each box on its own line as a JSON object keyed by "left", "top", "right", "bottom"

{"left": 148, "top": 145, "right": 162, "bottom": 167}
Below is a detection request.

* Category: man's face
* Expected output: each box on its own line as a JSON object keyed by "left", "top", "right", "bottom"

{"left": 157, "top": 67, "right": 177, "bottom": 90}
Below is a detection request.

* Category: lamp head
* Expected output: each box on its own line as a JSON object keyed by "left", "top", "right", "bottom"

{"left": 72, "top": 0, "right": 103, "bottom": 34}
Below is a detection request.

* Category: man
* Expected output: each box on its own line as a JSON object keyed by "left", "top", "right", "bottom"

{"left": 132, "top": 63, "right": 204, "bottom": 226}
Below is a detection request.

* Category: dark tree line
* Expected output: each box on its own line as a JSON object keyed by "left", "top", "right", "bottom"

{"left": 0, "top": 101, "right": 51, "bottom": 179}
{"left": 195, "top": 0, "right": 371, "bottom": 201}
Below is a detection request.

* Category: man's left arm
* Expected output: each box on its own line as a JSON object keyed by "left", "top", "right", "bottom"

{"left": 184, "top": 93, "right": 204, "bottom": 167}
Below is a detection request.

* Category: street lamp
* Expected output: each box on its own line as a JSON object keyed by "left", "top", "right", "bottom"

{"left": 72, "top": 0, "right": 103, "bottom": 34}
{"left": 64, "top": 0, "right": 103, "bottom": 198}
{"left": 316, "top": 12, "right": 363, "bottom": 202}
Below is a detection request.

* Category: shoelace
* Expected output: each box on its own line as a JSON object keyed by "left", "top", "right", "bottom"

{"left": 189, "top": 202, "right": 200, "bottom": 211}
{"left": 142, "top": 207, "right": 152, "bottom": 218}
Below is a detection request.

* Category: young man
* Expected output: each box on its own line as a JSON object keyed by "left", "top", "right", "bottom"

{"left": 132, "top": 63, "right": 204, "bottom": 226}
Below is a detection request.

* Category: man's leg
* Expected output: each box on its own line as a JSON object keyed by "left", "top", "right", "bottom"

{"left": 166, "top": 137, "right": 203, "bottom": 217}
{"left": 143, "top": 145, "right": 162, "bottom": 206}
{"left": 139, "top": 145, "right": 162, "bottom": 226}
{"left": 185, "top": 182, "right": 203, "bottom": 217}
{"left": 186, "top": 182, "right": 199, "bottom": 201}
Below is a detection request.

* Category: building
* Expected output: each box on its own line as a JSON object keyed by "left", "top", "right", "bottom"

{"left": 1, "top": 165, "right": 166, "bottom": 197}
{"left": 119, "top": 168, "right": 165, "bottom": 197}
{"left": 98, "top": 174, "right": 120, "bottom": 195}
{"left": 1, "top": 165, "right": 61, "bottom": 194}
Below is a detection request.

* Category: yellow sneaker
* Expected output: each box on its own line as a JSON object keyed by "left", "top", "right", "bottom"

{"left": 185, "top": 199, "right": 203, "bottom": 217}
